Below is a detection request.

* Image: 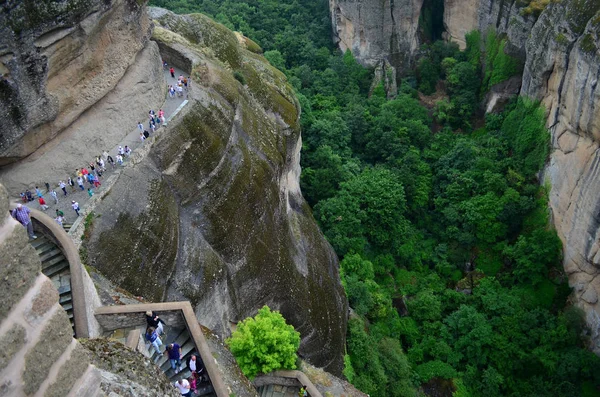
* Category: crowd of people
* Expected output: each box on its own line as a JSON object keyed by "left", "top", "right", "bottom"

{"left": 145, "top": 311, "right": 209, "bottom": 396}
{"left": 13, "top": 108, "right": 167, "bottom": 230}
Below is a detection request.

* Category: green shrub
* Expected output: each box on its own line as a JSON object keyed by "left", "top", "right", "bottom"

{"left": 233, "top": 70, "right": 246, "bottom": 85}
{"left": 226, "top": 306, "right": 300, "bottom": 379}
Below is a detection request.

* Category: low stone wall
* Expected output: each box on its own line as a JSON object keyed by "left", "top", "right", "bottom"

{"left": 9, "top": 203, "right": 103, "bottom": 338}
{"left": 0, "top": 184, "right": 100, "bottom": 396}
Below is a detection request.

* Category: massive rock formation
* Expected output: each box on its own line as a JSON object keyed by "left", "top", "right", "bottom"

{"left": 83, "top": 8, "right": 348, "bottom": 374}
{"left": 0, "top": 0, "right": 152, "bottom": 166}
{"left": 520, "top": 0, "right": 600, "bottom": 353}
{"left": 329, "top": 0, "right": 424, "bottom": 70}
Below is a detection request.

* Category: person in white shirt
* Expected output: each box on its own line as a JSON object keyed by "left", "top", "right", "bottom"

{"left": 174, "top": 379, "right": 192, "bottom": 396}
{"left": 49, "top": 189, "right": 58, "bottom": 204}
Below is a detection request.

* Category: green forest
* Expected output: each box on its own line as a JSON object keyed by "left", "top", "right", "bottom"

{"left": 149, "top": 0, "right": 600, "bottom": 396}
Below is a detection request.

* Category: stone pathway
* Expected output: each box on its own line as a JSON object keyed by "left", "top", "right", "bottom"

{"left": 14, "top": 65, "right": 189, "bottom": 224}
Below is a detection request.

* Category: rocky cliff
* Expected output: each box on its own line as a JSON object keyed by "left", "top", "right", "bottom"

{"left": 83, "top": 8, "right": 348, "bottom": 374}
{"left": 329, "top": 0, "right": 424, "bottom": 70}
{"left": 0, "top": 0, "right": 152, "bottom": 166}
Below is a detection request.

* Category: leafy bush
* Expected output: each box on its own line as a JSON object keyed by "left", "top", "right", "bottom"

{"left": 233, "top": 70, "right": 246, "bottom": 85}
{"left": 226, "top": 306, "right": 300, "bottom": 379}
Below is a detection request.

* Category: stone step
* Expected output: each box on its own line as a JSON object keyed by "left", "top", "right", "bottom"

{"left": 62, "top": 302, "right": 73, "bottom": 312}
{"left": 30, "top": 236, "right": 49, "bottom": 249}
{"left": 39, "top": 247, "right": 62, "bottom": 262}
{"left": 43, "top": 259, "right": 69, "bottom": 278}
{"left": 59, "top": 294, "right": 72, "bottom": 305}
{"left": 58, "top": 283, "right": 71, "bottom": 295}
{"left": 35, "top": 242, "right": 55, "bottom": 256}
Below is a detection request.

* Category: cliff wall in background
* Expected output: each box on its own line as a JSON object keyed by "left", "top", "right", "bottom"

{"left": 0, "top": 0, "right": 151, "bottom": 165}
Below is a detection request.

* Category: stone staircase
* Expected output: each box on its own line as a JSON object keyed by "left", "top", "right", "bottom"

{"left": 257, "top": 384, "right": 301, "bottom": 397}
{"left": 29, "top": 222, "right": 75, "bottom": 333}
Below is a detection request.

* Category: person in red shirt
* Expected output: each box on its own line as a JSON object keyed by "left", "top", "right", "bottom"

{"left": 38, "top": 196, "right": 49, "bottom": 210}
{"left": 169, "top": 66, "right": 175, "bottom": 78}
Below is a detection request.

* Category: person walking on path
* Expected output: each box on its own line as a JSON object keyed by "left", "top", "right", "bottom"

{"left": 124, "top": 146, "right": 132, "bottom": 157}
{"left": 68, "top": 177, "right": 76, "bottom": 192}
{"left": 145, "top": 311, "right": 165, "bottom": 336}
{"left": 116, "top": 154, "right": 124, "bottom": 166}
{"left": 56, "top": 209, "right": 64, "bottom": 218}
{"left": 55, "top": 214, "right": 64, "bottom": 228}
{"left": 138, "top": 122, "right": 144, "bottom": 132}
{"left": 38, "top": 196, "right": 49, "bottom": 211}
{"left": 25, "top": 190, "right": 33, "bottom": 202}
{"left": 71, "top": 200, "right": 80, "bottom": 216}
{"left": 49, "top": 189, "right": 58, "bottom": 204}
{"left": 12, "top": 204, "right": 37, "bottom": 239}
{"left": 174, "top": 379, "right": 192, "bottom": 397}
{"left": 145, "top": 326, "right": 162, "bottom": 353}
{"left": 19, "top": 192, "right": 26, "bottom": 203}
{"left": 140, "top": 132, "right": 146, "bottom": 142}
{"left": 87, "top": 173, "right": 95, "bottom": 186}
{"left": 118, "top": 146, "right": 124, "bottom": 156}
{"left": 59, "top": 181, "right": 67, "bottom": 195}
{"left": 35, "top": 186, "right": 43, "bottom": 198}
{"left": 88, "top": 188, "right": 94, "bottom": 197}
{"left": 107, "top": 154, "right": 115, "bottom": 168}
{"left": 44, "top": 182, "right": 50, "bottom": 192}
{"left": 165, "top": 343, "right": 183, "bottom": 374}
{"left": 170, "top": 66, "right": 175, "bottom": 78}
{"left": 93, "top": 175, "right": 101, "bottom": 188}
{"left": 77, "top": 176, "right": 85, "bottom": 190}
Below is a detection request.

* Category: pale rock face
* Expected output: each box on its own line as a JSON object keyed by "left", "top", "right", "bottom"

{"left": 444, "top": 0, "right": 479, "bottom": 49}
{"left": 521, "top": 1, "right": 600, "bottom": 352}
{"left": 329, "top": 0, "right": 424, "bottom": 70}
{"left": 0, "top": 0, "right": 152, "bottom": 165}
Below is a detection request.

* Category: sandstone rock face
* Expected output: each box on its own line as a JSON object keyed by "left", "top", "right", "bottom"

{"left": 329, "top": 0, "right": 424, "bottom": 70}
{"left": 0, "top": 0, "right": 151, "bottom": 165}
{"left": 85, "top": 8, "right": 348, "bottom": 374}
{"left": 520, "top": 0, "right": 600, "bottom": 352}
{"left": 443, "top": 0, "right": 479, "bottom": 49}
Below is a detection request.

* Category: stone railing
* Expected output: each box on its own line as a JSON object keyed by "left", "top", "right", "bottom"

{"left": 95, "top": 301, "right": 229, "bottom": 397}
{"left": 254, "top": 370, "right": 323, "bottom": 397}
{"left": 8, "top": 203, "right": 102, "bottom": 338}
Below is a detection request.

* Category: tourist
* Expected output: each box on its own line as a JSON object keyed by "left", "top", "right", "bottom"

{"left": 81, "top": 167, "right": 89, "bottom": 176}
{"left": 188, "top": 376, "right": 197, "bottom": 394}
{"left": 107, "top": 154, "right": 115, "bottom": 168}
{"left": 118, "top": 146, "right": 125, "bottom": 156}
{"left": 71, "top": 200, "right": 80, "bottom": 216}
{"left": 165, "top": 343, "right": 183, "bottom": 374}
{"left": 55, "top": 214, "right": 64, "bottom": 228}
{"left": 93, "top": 175, "right": 101, "bottom": 188}
{"left": 143, "top": 130, "right": 150, "bottom": 139}
{"left": 98, "top": 157, "right": 106, "bottom": 172}
{"left": 174, "top": 379, "right": 192, "bottom": 397}
{"left": 89, "top": 162, "right": 97, "bottom": 176}
{"left": 183, "top": 76, "right": 188, "bottom": 90}
{"left": 56, "top": 209, "right": 64, "bottom": 218}
{"left": 35, "top": 186, "right": 43, "bottom": 198}
{"left": 12, "top": 204, "right": 36, "bottom": 239}
{"left": 49, "top": 189, "right": 58, "bottom": 204}
{"left": 186, "top": 355, "right": 202, "bottom": 380}
{"left": 145, "top": 311, "right": 165, "bottom": 336}
{"left": 169, "top": 85, "right": 175, "bottom": 98}
{"left": 124, "top": 146, "right": 131, "bottom": 157}
{"left": 116, "top": 154, "right": 124, "bottom": 166}
{"left": 44, "top": 182, "right": 50, "bottom": 192}
{"left": 140, "top": 132, "right": 146, "bottom": 142}
{"left": 177, "top": 84, "right": 183, "bottom": 97}
{"left": 170, "top": 66, "right": 175, "bottom": 78}
{"left": 59, "top": 180, "right": 67, "bottom": 195}
{"left": 19, "top": 192, "right": 26, "bottom": 203}
{"left": 25, "top": 190, "right": 33, "bottom": 202}
{"left": 68, "top": 177, "right": 76, "bottom": 192}
{"left": 77, "top": 176, "right": 85, "bottom": 191}
{"left": 138, "top": 122, "right": 144, "bottom": 132}
{"left": 87, "top": 173, "right": 95, "bottom": 186}
{"left": 38, "top": 196, "right": 49, "bottom": 211}
{"left": 146, "top": 326, "right": 162, "bottom": 353}
{"left": 150, "top": 119, "right": 156, "bottom": 134}
{"left": 88, "top": 188, "right": 94, "bottom": 197}
{"left": 158, "top": 109, "right": 165, "bottom": 119}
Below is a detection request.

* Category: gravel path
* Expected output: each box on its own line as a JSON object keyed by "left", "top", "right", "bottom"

{"left": 14, "top": 66, "right": 189, "bottom": 224}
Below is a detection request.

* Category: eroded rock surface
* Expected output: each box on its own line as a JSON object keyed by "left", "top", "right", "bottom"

{"left": 85, "top": 8, "right": 348, "bottom": 374}
{"left": 0, "top": 0, "right": 152, "bottom": 165}
{"left": 329, "top": 0, "right": 424, "bottom": 70}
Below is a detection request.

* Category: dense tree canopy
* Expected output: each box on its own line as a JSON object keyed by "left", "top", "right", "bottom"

{"left": 151, "top": 0, "right": 600, "bottom": 395}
